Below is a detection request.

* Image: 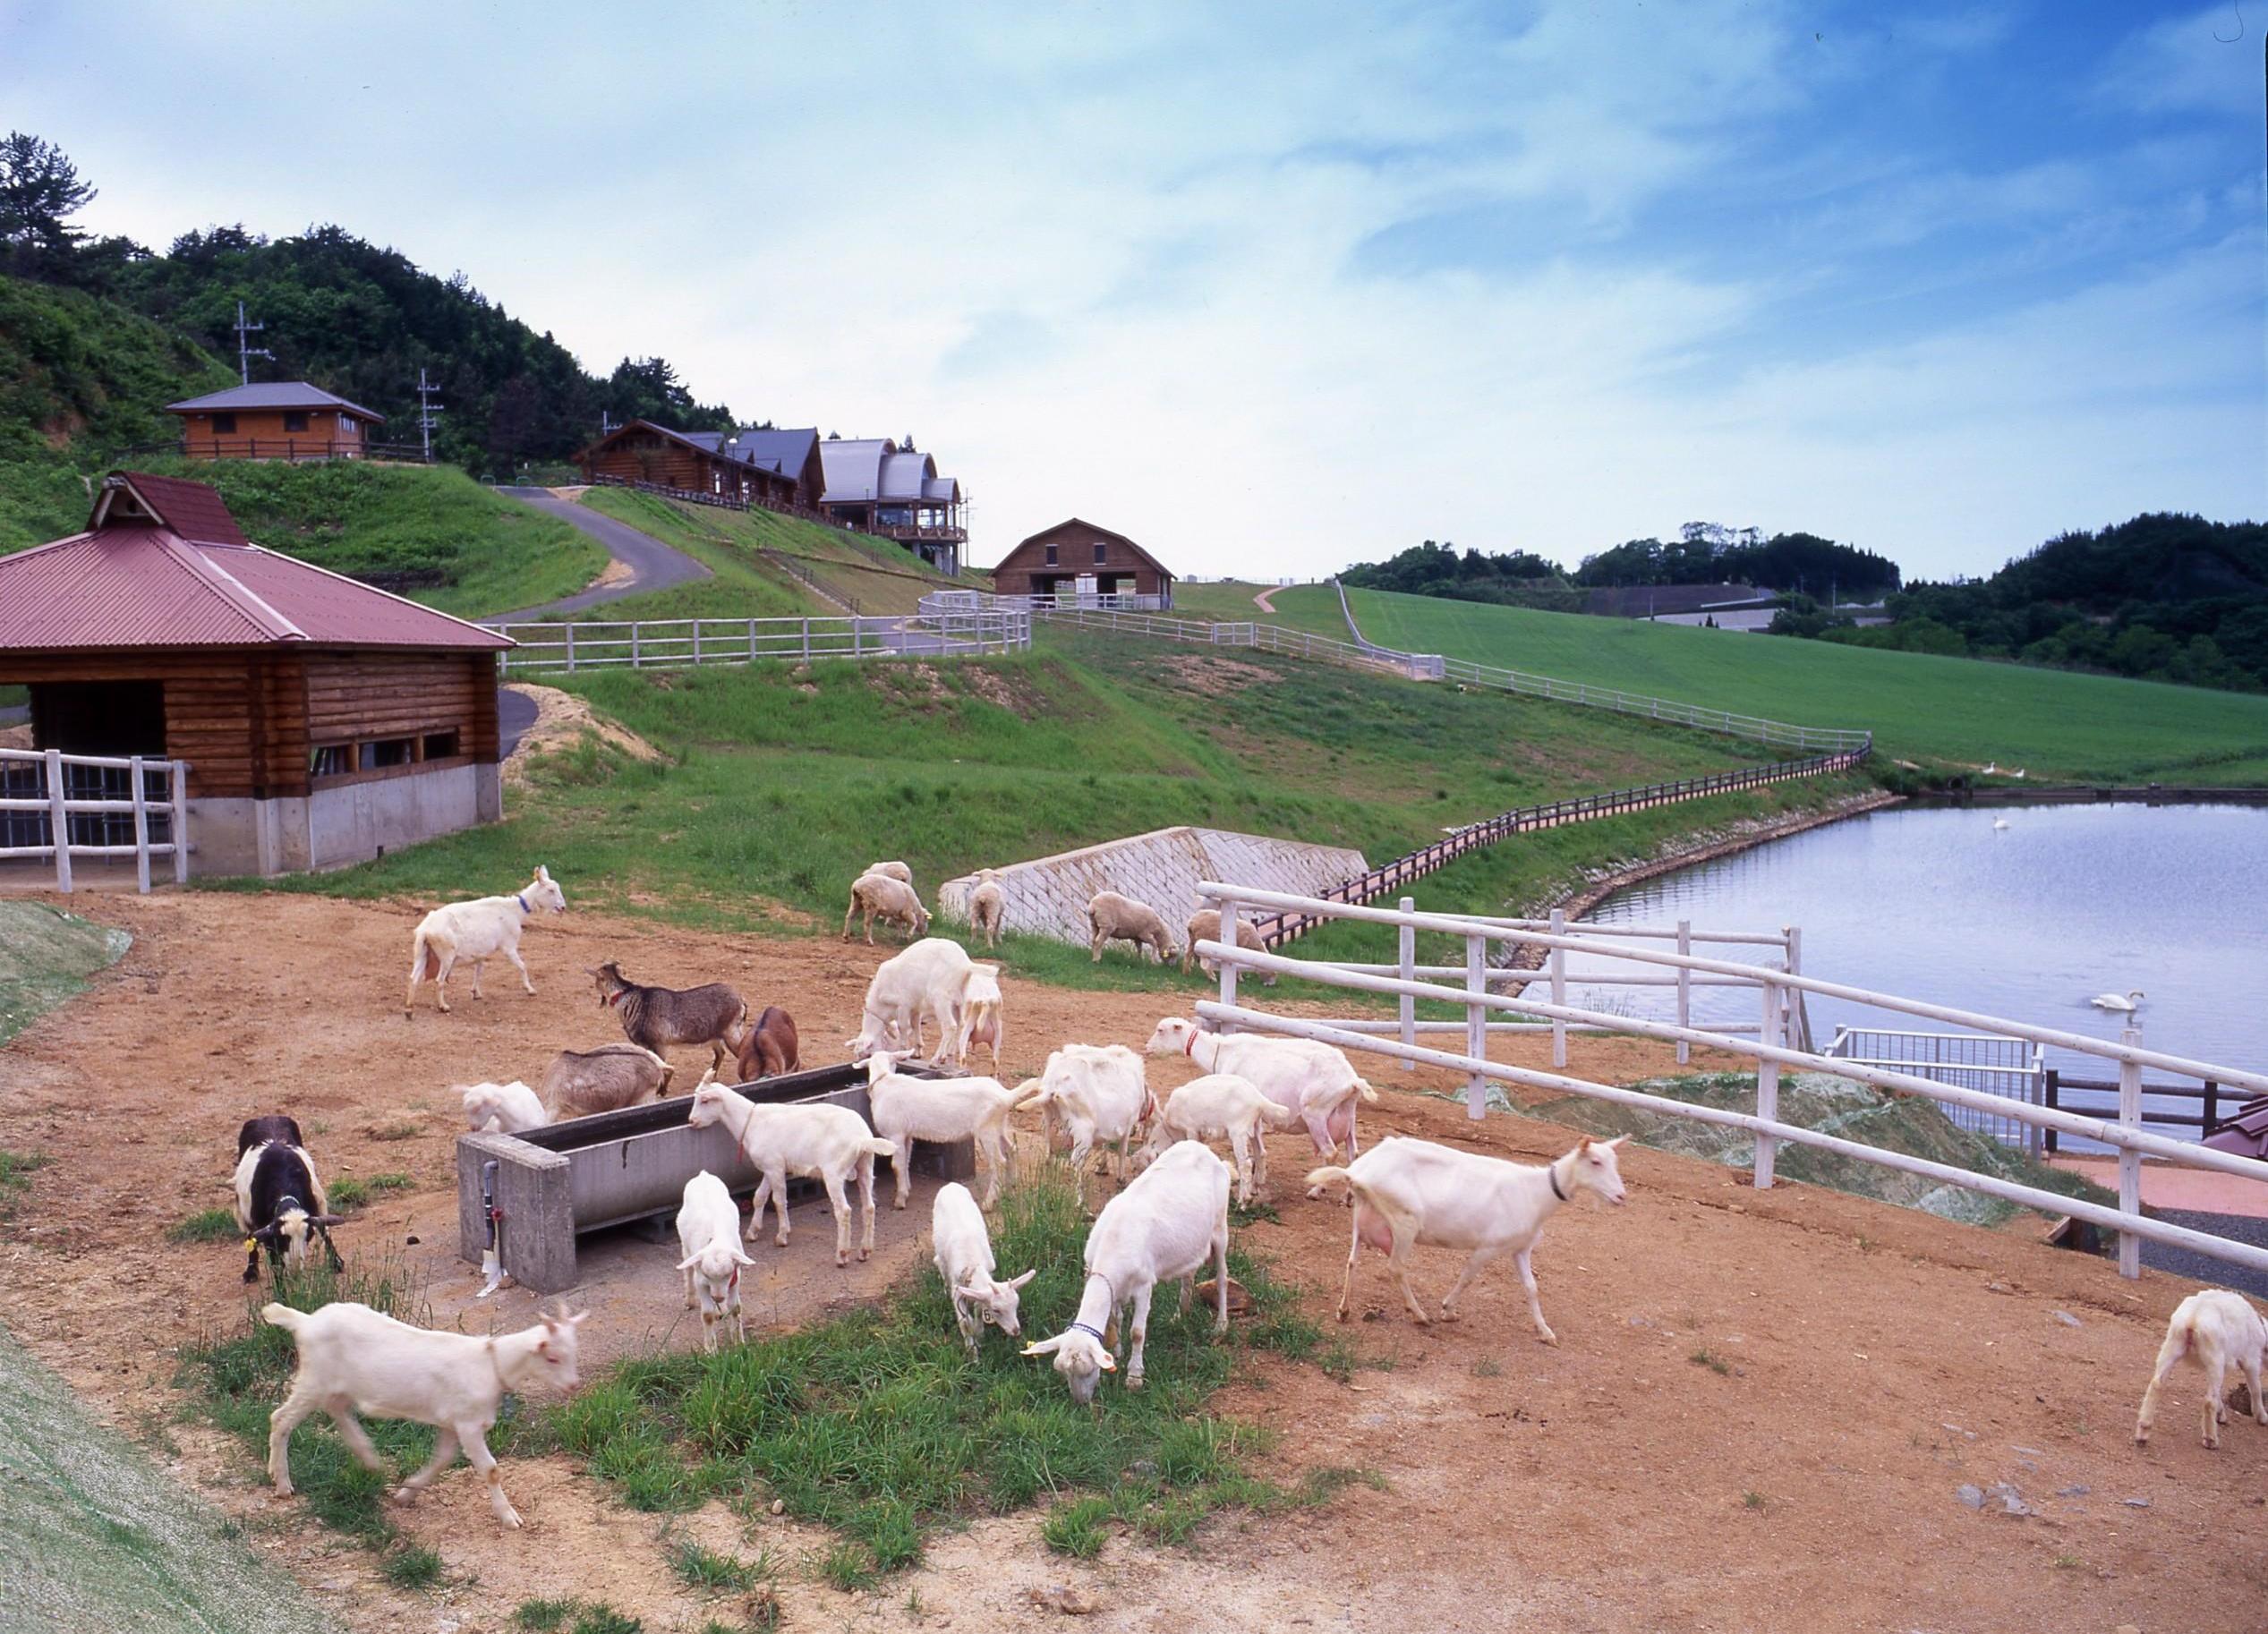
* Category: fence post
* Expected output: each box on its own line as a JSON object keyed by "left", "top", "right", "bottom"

{"left": 130, "top": 753, "right": 151, "bottom": 895}
{"left": 692, "top": 622, "right": 702, "bottom": 664}
{"left": 1752, "top": 974, "right": 1780, "bottom": 1187}
{"left": 1785, "top": 924, "right": 1810, "bottom": 1054}
{"left": 801, "top": 619, "right": 812, "bottom": 662}
{"left": 747, "top": 617, "right": 758, "bottom": 661}
{"left": 1465, "top": 932, "right": 1488, "bottom": 1119}
{"left": 1216, "top": 895, "right": 1241, "bottom": 1023}
{"left": 45, "top": 748, "right": 71, "bottom": 892}
{"left": 2043, "top": 1068, "right": 2059, "bottom": 1156}
{"left": 565, "top": 624, "right": 577, "bottom": 675}
{"left": 1675, "top": 919, "right": 1692, "bottom": 1066}
{"left": 1548, "top": 906, "right": 1567, "bottom": 1068}
{"left": 1398, "top": 896, "right": 1416, "bottom": 1072}
{"left": 2204, "top": 1079, "right": 2219, "bottom": 1136}
{"left": 854, "top": 620, "right": 864, "bottom": 660}
{"left": 630, "top": 624, "right": 641, "bottom": 668}
{"left": 2118, "top": 1027, "right": 2143, "bottom": 1278}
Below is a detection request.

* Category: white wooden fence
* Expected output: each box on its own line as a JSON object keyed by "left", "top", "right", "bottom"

{"left": 0, "top": 746, "right": 190, "bottom": 893}
{"left": 481, "top": 608, "right": 1031, "bottom": 676}
{"left": 1190, "top": 881, "right": 2268, "bottom": 1281}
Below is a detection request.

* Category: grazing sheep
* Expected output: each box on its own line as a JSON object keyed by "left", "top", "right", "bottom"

{"left": 1019, "top": 1043, "right": 1153, "bottom": 1183}
{"left": 2136, "top": 1289, "right": 2268, "bottom": 1450}
{"left": 1087, "top": 889, "right": 1173, "bottom": 965}
{"left": 1023, "top": 1142, "right": 1232, "bottom": 1400}
{"left": 541, "top": 1043, "right": 674, "bottom": 1120}
{"left": 952, "top": 965, "right": 1005, "bottom": 1072}
{"left": 968, "top": 869, "right": 1006, "bottom": 949}
{"left": 687, "top": 1072, "right": 894, "bottom": 1266}
{"left": 234, "top": 1127, "right": 344, "bottom": 1284}
{"left": 264, "top": 1302, "right": 586, "bottom": 1528}
{"left": 1145, "top": 1017, "right": 1377, "bottom": 1191}
{"left": 404, "top": 865, "right": 566, "bottom": 1015}
{"left": 461, "top": 1081, "right": 547, "bottom": 1135}
{"left": 1131, "top": 1072, "right": 1301, "bottom": 1204}
{"left": 1181, "top": 909, "right": 1276, "bottom": 986}
{"left": 866, "top": 860, "right": 915, "bottom": 888}
{"left": 1308, "top": 1135, "right": 1629, "bottom": 1338}
{"left": 848, "top": 938, "right": 976, "bottom": 1062}
{"left": 732, "top": 1005, "right": 801, "bottom": 1081}
{"left": 844, "top": 871, "right": 932, "bottom": 945}
{"left": 589, "top": 961, "right": 749, "bottom": 1073}
{"left": 932, "top": 1180, "right": 1035, "bottom": 1356}
{"left": 863, "top": 1051, "right": 1040, "bottom": 1209}
{"left": 677, "top": 1171, "right": 754, "bottom": 1352}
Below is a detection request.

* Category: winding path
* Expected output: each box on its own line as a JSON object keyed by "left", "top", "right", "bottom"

{"left": 486, "top": 486, "right": 712, "bottom": 620}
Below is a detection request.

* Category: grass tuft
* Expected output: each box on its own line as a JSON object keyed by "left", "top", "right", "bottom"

{"left": 1042, "top": 1495, "right": 1113, "bottom": 1557}
{"left": 667, "top": 1534, "right": 768, "bottom": 1593}
{"left": 381, "top": 1543, "right": 444, "bottom": 1589}
{"left": 328, "top": 1172, "right": 416, "bottom": 1212}
{"left": 169, "top": 1206, "right": 243, "bottom": 1243}
{"left": 1691, "top": 1348, "right": 1733, "bottom": 1376}
{"left": 0, "top": 1149, "right": 49, "bottom": 1218}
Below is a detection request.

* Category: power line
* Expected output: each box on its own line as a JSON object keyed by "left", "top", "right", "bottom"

{"left": 414, "top": 367, "right": 443, "bottom": 464}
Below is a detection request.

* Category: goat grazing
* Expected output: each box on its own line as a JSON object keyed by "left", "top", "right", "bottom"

{"left": 844, "top": 870, "right": 931, "bottom": 945}
{"left": 687, "top": 1073, "right": 895, "bottom": 1266}
{"left": 1019, "top": 1043, "right": 1153, "bottom": 1182}
{"left": 952, "top": 964, "right": 1005, "bottom": 1072}
{"left": 1180, "top": 909, "right": 1275, "bottom": 986}
{"left": 1132, "top": 1072, "right": 1301, "bottom": 1204}
{"left": 863, "top": 1052, "right": 1039, "bottom": 1209}
{"left": 1308, "top": 1135, "right": 1629, "bottom": 1339}
{"left": 1147, "top": 1017, "right": 1377, "bottom": 1191}
{"left": 462, "top": 1080, "right": 548, "bottom": 1135}
{"left": 968, "top": 868, "right": 1006, "bottom": 949}
{"left": 2136, "top": 1289, "right": 2268, "bottom": 1450}
{"left": 1087, "top": 889, "right": 1173, "bottom": 965}
{"left": 1024, "top": 1142, "right": 1232, "bottom": 1401}
{"left": 677, "top": 1170, "right": 754, "bottom": 1352}
{"left": 732, "top": 1005, "right": 801, "bottom": 1081}
{"left": 866, "top": 860, "right": 915, "bottom": 887}
{"left": 590, "top": 961, "right": 749, "bottom": 1073}
{"left": 264, "top": 1302, "right": 586, "bottom": 1528}
{"left": 541, "top": 1042, "right": 674, "bottom": 1120}
{"left": 848, "top": 938, "right": 975, "bottom": 1061}
{"left": 404, "top": 864, "right": 565, "bottom": 1015}
{"left": 932, "top": 1180, "right": 1035, "bottom": 1357}
{"left": 233, "top": 1122, "right": 343, "bottom": 1284}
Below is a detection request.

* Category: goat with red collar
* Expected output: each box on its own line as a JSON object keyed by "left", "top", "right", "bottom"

{"left": 1145, "top": 1017, "right": 1377, "bottom": 1196}
{"left": 403, "top": 864, "right": 567, "bottom": 1017}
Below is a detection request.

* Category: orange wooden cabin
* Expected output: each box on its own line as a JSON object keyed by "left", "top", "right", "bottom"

{"left": 166, "top": 382, "right": 387, "bottom": 461}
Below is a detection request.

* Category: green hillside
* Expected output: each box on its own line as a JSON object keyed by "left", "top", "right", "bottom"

{"left": 1296, "top": 585, "right": 2268, "bottom": 785}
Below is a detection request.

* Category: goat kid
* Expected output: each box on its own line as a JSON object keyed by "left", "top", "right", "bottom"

{"left": 677, "top": 1170, "right": 754, "bottom": 1352}
{"left": 932, "top": 1180, "right": 1035, "bottom": 1357}
{"left": 2136, "top": 1289, "right": 2268, "bottom": 1450}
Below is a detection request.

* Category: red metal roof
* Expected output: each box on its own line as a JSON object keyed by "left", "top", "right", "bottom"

{"left": 0, "top": 475, "right": 510, "bottom": 652}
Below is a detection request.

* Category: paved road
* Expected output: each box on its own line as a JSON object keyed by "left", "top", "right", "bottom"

{"left": 2144, "top": 1208, "right": 2268, "bottom": 1299}
{"left": 485, "top": 486, "right": 712, "bottom": 621}
{"left": 499, "top": 685, "right": 538, "bottom": 757}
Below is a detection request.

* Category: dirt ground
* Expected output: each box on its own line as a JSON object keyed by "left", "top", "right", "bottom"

{"left": 2, "top": 889, "right": 2264, "bottom": 1634}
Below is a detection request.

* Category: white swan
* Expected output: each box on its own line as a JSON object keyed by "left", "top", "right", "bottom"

{"left": 1982, "top": 762, "right": 1998, "bottom": 774}
{"left": 2012, "top": 769, "right": 2027, "bottom": 779}
{"left": 1991, "top": 817, "right": 2010, "bottom": 831}
{"left": 2089, "top": 989, "right": 2144, "bottom": 1012}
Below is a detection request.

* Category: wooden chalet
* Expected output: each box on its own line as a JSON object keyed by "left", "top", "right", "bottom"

{"left": 0, "top": 472, "right": 510, "bottom": 877}
{"left": 992, "top": 518, "right": 1173, "bottom": 605}
{"left": 165, "top": 382, "right": 386, "bottom": 461}
{"left": 819, "top": 437, "right": 967, "bottom": 574}
{"left": 573, "top": 420, "right": 811, "bottom": 510}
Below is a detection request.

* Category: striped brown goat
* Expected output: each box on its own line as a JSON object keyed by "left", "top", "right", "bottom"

{"left": 588, "top": 961, "right": 748, "bottom": 1073}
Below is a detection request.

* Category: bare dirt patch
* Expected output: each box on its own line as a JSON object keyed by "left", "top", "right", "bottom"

{"left": 0, "top": 889, "right": 2258, "bottom": 1631}
{"left": 500, "top": 683, "right": 665, "bottom": 789}
{"left": 1156, "top": 652, "right": 1283, "bottom": 695}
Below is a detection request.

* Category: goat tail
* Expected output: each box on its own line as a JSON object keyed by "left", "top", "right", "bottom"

{"left": 260, "top": 1302, "right": 306, "bottom": 1333}
{"left": 1305, "top": 1164, "right": 1354, "bottom": 1195}
{"left": 1010, "top": 1080, "right": 1050, "bottom": 1112}
{"left": 1259, "top": 1099, "right": 1304, "bottom": 1129}
{"left": 866, "top": 1137, "right": 898, "bottom": 1158}
{"left": 1351, "top": 1076, "right": 1379, "bottom": 1104}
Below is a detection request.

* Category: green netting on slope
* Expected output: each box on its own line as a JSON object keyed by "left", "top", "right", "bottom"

{"left": 0, "top": 899, "right": 130, "bottom": 1046}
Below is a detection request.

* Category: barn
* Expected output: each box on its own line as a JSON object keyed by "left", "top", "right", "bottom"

{"left": 573, "top": 420, "right": 810, "bottom": 510}
{"left": 165, "top": 382, "right": 387, "bottom": 461}
{"left": 0, "top": 472, "right": 509, "bottom": 878}
{"left": 990, "top": 518, "right": 1173, "bottom": 607}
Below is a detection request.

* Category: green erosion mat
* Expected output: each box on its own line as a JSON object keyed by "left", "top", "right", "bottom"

{"left": 0, "top": 899, "right": 130, "bottom": 1047}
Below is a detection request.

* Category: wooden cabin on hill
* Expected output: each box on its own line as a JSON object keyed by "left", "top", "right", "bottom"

{"left": 818, "top": 437, "right": 967, "bottom": 574}
{"left": 573, "top": 420, "right": 817, "bottom": 511}
{"left": 165, "top": 382, "right": 387, "bottom": 461}
{"left": 990, "top": 519, "right": 1173, "bottom": 608}
{"left": 0, "top": 472, "right": 509, "bottom": 877}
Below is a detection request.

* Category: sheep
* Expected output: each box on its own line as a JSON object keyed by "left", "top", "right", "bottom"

{"left": 233, "top": 1122, "right": 344, "bottom": 1285}
{"left": 732, "top": 1005, "right": 801, "bottom": 1081}
{"left": 1019, "top": 1043, "right": 1153, "bottom": 1182}
{"left": 1131, "top": 1072, "right": 1302, "bottom": 1205}
{"left": 1023, "top": 1141, "right": 1232, "bottom": 1401}
{"left": 1145, "top": 1017, "right": 1377, "bottom": 1193}
{"left": 404, "top": 864, "right": 566, "bottom": 1015}
{"left": 843, "top": 870, "right": 932, "bottom": 945}
{"left": 263, "top": 1302, "right": 586, "bottom": 1528}
{"left": 932, "top": 1179, "right": 1036, "bottom": 1357}
{"left": 2135, "top": 1289, "right": 2268, "bottom": 1450}
{"left": 968, "top": 869, "right": 1006, "bottom": 949}
{"left": 687, "top": 1072, "right": 895, "bottom": 1266}
{"left": 952, "top": 964, "right": 1005, "bottom": 1072}
{"left": 1180, "top": 909, "right": 1276, "bottom": 986}
{"left": 541, "top": 1043, "right": 674, "bottom": 1120}
{"left": 1307, "top": 1134, "right": 1629, "bottom": 1339}
{"left": 847, "top": 938, "right": 975, "bottom": 1062}
{"left": 677, "top": 1170, "right": 754, "bottom": 1352}
{"left": 462, "top": 1080, "right": 547, "bottom": 1135}
{"left": 863, "top": 1052, "right": 1041, "bottom": 1209}
{"left": 589, "top": 961, "right": 749, "bottom": 1073}
{"left": 1087, "top": 889, "right": 1174, "bottom": 965}
{"left": 866, "top": 860, "right": 915, "bottom": 887}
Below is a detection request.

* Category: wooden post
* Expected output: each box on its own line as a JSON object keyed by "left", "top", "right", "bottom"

{"left": 44, "top": 748, "right": 70, "bottom": 892}
{"left": 1675, "top": 919, "right": 1692, "bottom": 1065}
{"left": 129, "top": 754, "right": 151, "bottom": 894}
{"left": 1784, "top": 925, "right": 1809, "bottom": 1054}
{"left": 169, "top": 760, "right": 190, "bottom": 884}
{"left": 1465, "top": 932, "right": 1488, "bottom": 1118}
{"left": 1398, "top": 896, "right": 1416, "bottom": 1071}
{"left": 2043, "top": 1069, "right": 2060, "bottom": 1156}
{"left": 1548, "top": 906, "right": 1567, "bottom": 1068}
{"left": 2204, "top": 1079, "right": 2220, "bottom": 1136}
{"left": 1216, "top": 896, "right": 1241, "bottom": 1022}
{"left": 1753, "top": 976, "right": 1781, "bottom": 1187}
{"left": 2118, "top": 1028, "right": 2143, "bottom": 1279}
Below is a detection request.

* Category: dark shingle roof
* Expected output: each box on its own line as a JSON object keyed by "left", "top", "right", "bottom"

{"left": 165, "top": 381, "right": 387, "bottom": 422}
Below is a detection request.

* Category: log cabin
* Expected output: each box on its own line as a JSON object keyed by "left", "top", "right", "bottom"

{"left": 818, "top": 437, "right": 966, "bottom": 574}
{"left": 572, "top": 420, "right": 813, "bottom": 510}
{"left": 989, "top": 519, "right": 1173, "bottom": 607}
{"left": 165, "top": 382, "right": 387, "bottom": 461}
{"left": 0, "top": 472, "right": 510, "bottom": 877}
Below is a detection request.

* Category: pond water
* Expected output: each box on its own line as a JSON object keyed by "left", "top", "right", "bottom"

{"left": 1573, "top": 800, "right": 2268, "bottom": 1144}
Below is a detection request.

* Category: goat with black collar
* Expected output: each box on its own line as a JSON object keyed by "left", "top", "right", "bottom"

{"left": 233, "top": 1116, "right": 345, "bottom": 1284}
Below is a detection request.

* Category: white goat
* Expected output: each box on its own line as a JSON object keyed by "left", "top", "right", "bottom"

{"left": 687, "top": 1074, "right": 895, "bottom": 1266}
{"left": 1019, "top": 1043, "right": 1154, "bottom": 1182}
{"left": 263, "top": 1302, "right": 587, "bottom": 1529}
{"left": 952, "top": 963, "right": 1005, "bottom": 1071}
{"left": 404, "top": 865, "right": 566, "bottom": 1015}
{"left": 676, "top": 1170, "right": 754, "bottom": 1352}
{"left": 461, "top": 1080, "right": 548, "bottom": 1135}
{"left": 847, "top": 937, "right": 975, "bottom": 1061}
{"left": 968, "top": 869, "right": 1006, "bottom": 949}
{"left": 1308, "top": 1135, "right": 1629, "bottom": 1340}
{"left": 1023, "top": 1141, "right": 1231, "bottom": 1401}
{"left": 932, "top": 1180, "right": 1036, "bottom": 1357}
{"left": 1146, "top": 1017, "right": 1377, "bottom": 1193}
{"left": 863, "top": 1053, "right": 1039, "bottom": 1209}
{"left": 2136, "top": 1289, "right": 2268, "bottom": 1450}
{"left": 1087, "top": 889, "right": 1174, "bottom": 964}
{"left": 1132, "top": 1072, "right": 1302, "bottom": 1204}
{"left": 843, "top": 870, "right": 931, "bottom": 945}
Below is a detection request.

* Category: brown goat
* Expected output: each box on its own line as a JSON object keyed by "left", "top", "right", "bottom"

{"left": 588, "top": 961, "right": 749, "bottom": 1072}
{"left": 732, "top": 1006, "right": 801, "bottom": 1082}
{"left": 541, "top": 1043, "right": 675, "bottom": 1119}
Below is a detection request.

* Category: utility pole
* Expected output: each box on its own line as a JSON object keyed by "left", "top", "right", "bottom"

{"left": 414, "top": 367, "right": 443, "bottom": 463}
{"left": 600, "top": 410, "right": 618, "bottom": 437}
{"left": 233, "top": 301, "right": 273, "bottom": 385}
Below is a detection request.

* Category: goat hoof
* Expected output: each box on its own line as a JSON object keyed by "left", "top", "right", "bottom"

{"left": 1536, "top": 1330, "right": 1559, "bottom": 1347}
{"left": 391, "top": 1487, "right": 419, "bottom": 1506}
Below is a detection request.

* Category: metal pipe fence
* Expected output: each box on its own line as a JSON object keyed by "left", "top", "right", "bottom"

{"left": 480, "top": 610, "right": 1031, "bottom": 676}
{"left": 0, "top": 746, "right": 190, "bottom": 893}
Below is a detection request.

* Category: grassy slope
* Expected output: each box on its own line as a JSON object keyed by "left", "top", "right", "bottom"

{"left": 1302, "top": 585, "right": 2268, "bottom": 784}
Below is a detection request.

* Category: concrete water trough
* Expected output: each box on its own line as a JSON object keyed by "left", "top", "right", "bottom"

{"left": 454, "top": 1060, "right": 975, "bottom": 1295}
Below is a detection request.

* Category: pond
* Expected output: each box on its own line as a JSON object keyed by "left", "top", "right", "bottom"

{"left": 1572, "top": 800, "right": 2268, "bottom": 1145}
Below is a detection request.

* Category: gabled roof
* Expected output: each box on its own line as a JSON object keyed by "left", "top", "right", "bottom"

{"left": 0, "top": 472, "right": 510, "bottom": 651}
{"left": 819, "top": 438, "right": 896, "bottom": 504}
{"left": 573, "top": 419, "right": 794, "bottom": 488}
{"left": 1008, "top": 517, "right": 1174, "bottom": 581}
{"left": 725, "top": 427, "right": 820, "bottom": 481}
{"left": 165, "top": 381, "right": 387, "bottom": 423}
{"left": 878, "top": 449, "right": 936, "bottom": 502}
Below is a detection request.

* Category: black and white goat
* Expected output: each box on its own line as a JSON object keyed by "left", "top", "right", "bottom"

{"left": 233, "top": 1116, "right": 344, "bottom": 1284}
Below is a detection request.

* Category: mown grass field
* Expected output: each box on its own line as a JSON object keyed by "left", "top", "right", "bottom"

{"left": 1303, "top": 585, "right": 2268, "bottom": 784}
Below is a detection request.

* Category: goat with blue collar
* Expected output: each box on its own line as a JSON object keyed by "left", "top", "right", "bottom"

{"left": 232, "top": 1116, "right": 345, "bottom": 1284}
{"left": 404, "top": 864, "right": 567, "bottom": 1017}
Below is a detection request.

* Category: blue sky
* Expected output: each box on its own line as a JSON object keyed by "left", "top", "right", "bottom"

{"left": 4, "top": 1, "right": 2260, "bottom": 579}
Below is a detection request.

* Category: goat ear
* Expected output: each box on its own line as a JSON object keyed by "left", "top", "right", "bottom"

{"left": 536, "top": 864, "right": 551, "bottom": 881}
{"left": 565, "top": 1309, "right": 590, "bottom": 1326}
{"left": 1607, "top": 1135, "right": 1631, "bottom": 1150}
{"left": 1096, "top": 1352, "right": 1117, "bottom": 1372}
{"left": 1005, "top": 1269, "right": 1037, "bottom": 1289}
{"left": 677, "top": 1252, "right": 703, "bottom": 1272}
{"left": 1576, "top": 1135, "right": 1593, "bottom": 1153}
{"left": 310, "top": 1214, "right": 346, "bottom": 1227}
{"left": 953, "top": 1283, "right": 988, "bottom": 1303}
{"left": 730, "top": 1246, "right": 755, "bottom": 1266}
{"left": 1021, "top": 1337, "right": 1062, "bottom": 1357}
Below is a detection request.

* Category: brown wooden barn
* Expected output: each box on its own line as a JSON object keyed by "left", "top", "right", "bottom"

{"left": 165, "top": 382, "right": 386, "bottom": 461}
{"left": 990, "top": 518, "right": 1173, "bottom": 605}
{"left": 0, "top": 472, "right": 510, "bottom": 877}
{"left": 573, "top": 420, "right": 810, "bottom": 509}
